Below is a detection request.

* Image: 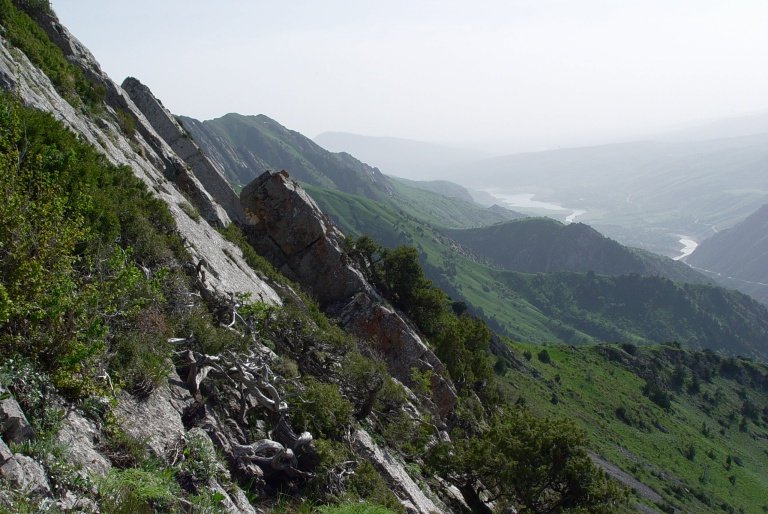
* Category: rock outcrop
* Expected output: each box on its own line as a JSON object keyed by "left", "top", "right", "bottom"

{"left": 122, "top": 77, "right": 244, "bottom": 224}
{"left": 115, "top": 371, "right": 195, "bottom": 458}
{"left": 0, "top": 388, "right": 34, "bottom": 444}
{"left": 353, "top": 429, "right": 442, "bottom": 514}
{"left": 240, "top": 170, "right": 373, "bottom": 306}
{"left": 338, "top": 293, "right": 458, "bottom": 417}
{"left": 0, "top": 453, "right": 51, "bottom": 497}
{"left": 56, "top": 410, "right": 111, "bottom": 477}
{"left": 240, "top": 171, "right": 457, "bottom": 415}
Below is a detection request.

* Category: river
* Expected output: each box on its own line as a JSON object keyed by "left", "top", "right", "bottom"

{"left": 487, "top": 192, "right": 587, "bottom": 223}
{"left": 673, "top": 237, "right": 698, "bottom": 261}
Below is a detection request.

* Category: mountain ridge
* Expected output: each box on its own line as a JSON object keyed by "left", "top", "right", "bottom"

{"left": 687, "top": 202, "right": 768, "bottom": 304}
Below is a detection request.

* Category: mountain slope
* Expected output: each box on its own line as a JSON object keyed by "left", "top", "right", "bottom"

{"left": 180, "top": 113, "right": 522, "bottom": 230}
{"left": 306, "top": 186, "right": 768, "bottom": 358}
{"left": 686, "top": 202, "right": 768, "bottom": 304}
{"left": 178, "top": 108, "right": 768, "bottom": 358}
{"left": 178, "top": 113, "right": 392, "bottom": 198}
{"left": 497, "top": 342, "right": 768, "bottom": 514}
{"left": 443, "top": 217, "right": 707, "bottom": 283}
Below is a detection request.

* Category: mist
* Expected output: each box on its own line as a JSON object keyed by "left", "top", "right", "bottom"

{"left": 52, "top": 0, "right": 768, "bottom": 152}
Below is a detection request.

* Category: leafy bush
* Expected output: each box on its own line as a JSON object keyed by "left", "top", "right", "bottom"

{"left": 0, "top": 93, "right": 190, "bottom": 398}
{"left": 643, "top": 381, "right": 673, "bottom": 410}
{"left": 290, "top": 378, "right": 354, "bottom": 440}
{"left": 427, "top": 406, "right": 627, "bottom": 513}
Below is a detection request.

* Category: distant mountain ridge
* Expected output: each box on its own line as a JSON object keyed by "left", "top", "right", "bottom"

{"left": 178, "top": 113, "right": 392, "bottom": 199}
{"left": 443, "top": 217, "right": 708, "bottom": 283}
{"left": 179, "top": 113, "right": 522, "bottom": 230}
{"left": 314, "top": 131, "right": 488, "bottom": 179}
{"left": 687, "top": 202, "right": 768, "bottom": 304}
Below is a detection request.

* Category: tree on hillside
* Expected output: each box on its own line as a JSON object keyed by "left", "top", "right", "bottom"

{"left": 427, "top": 407, "right": 626, "bottom": 513}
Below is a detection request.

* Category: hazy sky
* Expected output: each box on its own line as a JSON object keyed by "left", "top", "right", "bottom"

{"left": 53, "top": 0, "right": 768, "bottom": 151}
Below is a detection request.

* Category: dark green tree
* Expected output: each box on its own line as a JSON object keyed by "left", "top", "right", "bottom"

{"left": 427, "top": 407, "right": 626, "bottom": 513}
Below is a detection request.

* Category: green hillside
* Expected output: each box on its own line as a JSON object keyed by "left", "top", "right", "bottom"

{"left": 443, "top": 217, "right": 707, "bottom": 283}
{"left": 178, "top": 113, "right": 391, "bottom": 198}
{"left": 178, "top": 107, "right": 768, "bottom": 358}
{"left": 688, "top": 203, "right": 768, "bottom": 305}
{"left": 307, "top": 187, "right": 768, "bottom": 358}
{"left": 497, "top": 342, "right": 768, "bottom": 513}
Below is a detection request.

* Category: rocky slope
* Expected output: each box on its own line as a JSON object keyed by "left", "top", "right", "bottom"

{"left": 0, "top": 4, "right": 456, "bottom": 512}
{"left": 686, "top": 202, "right": 768, "bottom": 304}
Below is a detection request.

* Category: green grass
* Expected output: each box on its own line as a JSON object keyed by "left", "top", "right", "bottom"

{"left": 498, "top": 343, "right": 768, "bottom": 513}
{"left": 387, "top": 177, "right": 518, "bottom": 229}
{"left": 317, "top": 503, "right": 398, "bottom": 514}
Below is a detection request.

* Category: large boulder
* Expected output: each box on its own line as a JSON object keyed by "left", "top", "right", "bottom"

{"left": 240, "top": 171, "right": 457, "bottom": 415}
{"left": 56, "top": 409, "right": 111, "bottom": 477}
{"left": 0, "top": 454, "right": 51, "bottom": 497}
{"left": 115, "top": 371, "right": 195, "bottom": 458}
{"left": 240, "top": 170, "right": 372, "bottom": 306}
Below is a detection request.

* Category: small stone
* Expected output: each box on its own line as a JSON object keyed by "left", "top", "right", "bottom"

{"left": 0, "top": 439, "right": 12, "bottom": 465}
{"left": 0, "top": 454, "right": 52, "bottom": 497}
{"left": 0, "top": 389, "right": 34, "bottom": 444}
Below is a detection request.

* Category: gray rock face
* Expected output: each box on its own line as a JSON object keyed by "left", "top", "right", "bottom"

{"left": 337, "top": 294, "right": 457, "bottom": 417}
{"left": 240, "top": 170, "right": 373, "bottom": 306}
{"left": 115, "top": 372, "right": 194, "bottom": 458}
{"left": 353, "top": 429, "right": 441, "bottom": 514}
{"left": 0, "top": 439, "right": 12, "bottom": 466}
{"left": 0, "top": 389, "right": 34, "bottom": 444}
{"left": 56, "top": 409, "right": 111, "bottom": 477}
{"left": 122, "top": 77, "right": 244, "bottom": 224}
{"left": 0, "top": 454, "right": 51, "bottom": 497}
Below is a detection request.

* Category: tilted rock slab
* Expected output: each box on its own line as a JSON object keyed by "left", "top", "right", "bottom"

{"left": 338, "top": 293, "right": 457, "bottom": 418}
{"left": 0, "top": 22, "right": 279, "bottom": 306}
{"left": 240, "top": 170, "right": 373, "bottom": 305}
{"left": 115, "top": 371, "right": 195, "bottom": 458}
{"left": 122, "top": 76, "right": 244, "bottom": 224}
{"left": 353, "top": 429, "right": 441, "bottom": 514}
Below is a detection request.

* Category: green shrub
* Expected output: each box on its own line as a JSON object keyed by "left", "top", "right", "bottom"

{"left": 290, "top": 378, "right": 354, "bottom": 440}
{"left": 318, "top": 502, "right": 399, "bottom": 514}
{"left": 98, "top": 467, "right": 180, "bottom": 514}
{"left": 0, "top": 94, "right": 188, "bottom": 398}
{"left": 427, "top": 406, "right": 627, "bottom": 513}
